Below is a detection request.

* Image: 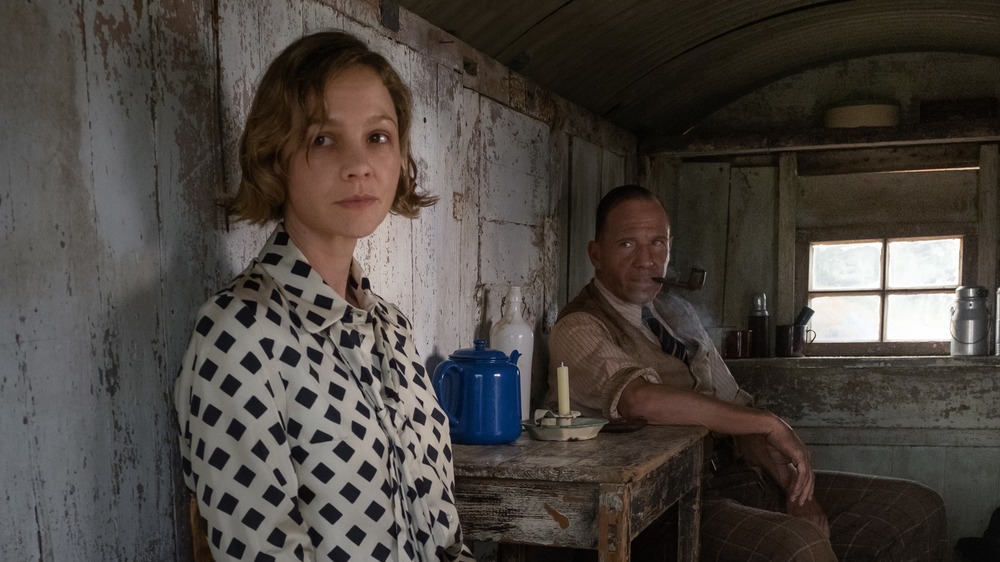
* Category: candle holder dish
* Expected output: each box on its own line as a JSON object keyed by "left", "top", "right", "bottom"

{"left": 523, "top": 409, "right": 608, "bottom": 441}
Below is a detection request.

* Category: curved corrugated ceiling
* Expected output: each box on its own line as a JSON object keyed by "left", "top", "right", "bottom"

{"left": 396, "top": 0, "right": 1000, "bottom": 135}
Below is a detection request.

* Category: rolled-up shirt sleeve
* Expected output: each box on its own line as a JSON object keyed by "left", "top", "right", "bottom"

{"left": 547, "top": 312, "right": 661, "bottom": 420}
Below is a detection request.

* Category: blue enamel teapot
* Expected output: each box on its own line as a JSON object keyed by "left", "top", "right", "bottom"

{"left": 432, "top": 339, "right": 522, "bottom": 445}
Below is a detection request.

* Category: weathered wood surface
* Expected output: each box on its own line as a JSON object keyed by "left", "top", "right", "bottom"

{"left": 729, "top": 356, "right": 1000, "bottom": 544}
{"left": 452, "top": 425, "right": 706, "bottom": 558}
{"left": 729, "top": 356, "right": 1000, "bottom": 428}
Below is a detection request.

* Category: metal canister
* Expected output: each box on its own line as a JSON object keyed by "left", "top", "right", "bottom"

{"left": 950, "top": 286, "right": 990, "bottom": 356}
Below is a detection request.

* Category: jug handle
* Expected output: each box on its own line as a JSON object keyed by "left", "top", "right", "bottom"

{"left": 432, "top": 360, "right": 463, "bottom": 430}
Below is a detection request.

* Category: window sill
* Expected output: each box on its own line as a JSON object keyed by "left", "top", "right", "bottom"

{"left": 724, "top": 354, "right": 1000, "bottom": 371}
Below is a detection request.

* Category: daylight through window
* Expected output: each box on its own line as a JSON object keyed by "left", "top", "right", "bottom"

{"left": 807, "top": 236, "right": 962, "bottom": 343}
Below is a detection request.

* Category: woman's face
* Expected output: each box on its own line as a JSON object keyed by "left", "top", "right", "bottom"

{"left": 283, "top": 65, "right": 401, "bottom": 251}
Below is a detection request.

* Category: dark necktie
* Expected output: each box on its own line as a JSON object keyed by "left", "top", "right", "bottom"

{"left": 641, "top": 306, "right": 690, "bottom": 366}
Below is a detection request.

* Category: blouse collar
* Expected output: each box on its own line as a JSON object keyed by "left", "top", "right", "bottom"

{"left": 256, "top": 225, "right": 379, "bottom": 334}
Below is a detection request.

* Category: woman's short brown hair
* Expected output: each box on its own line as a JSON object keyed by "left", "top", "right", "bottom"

{"left": 225, "top": 30, "right": 435, "bottom": 224}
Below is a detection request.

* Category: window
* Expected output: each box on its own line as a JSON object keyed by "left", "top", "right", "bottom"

{"left": 806, "top": 236, "right": 963, "bottom": 353}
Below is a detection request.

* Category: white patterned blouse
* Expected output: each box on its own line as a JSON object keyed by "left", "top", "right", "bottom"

{"left": 174, "top": 225, "right": 474, "bottom": 562}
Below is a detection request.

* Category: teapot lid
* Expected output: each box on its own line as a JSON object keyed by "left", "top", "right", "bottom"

{"left": 449, "top": 339, "right": 510, "bottom": 362}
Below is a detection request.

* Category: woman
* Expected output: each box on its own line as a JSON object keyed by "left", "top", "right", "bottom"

{"left": 174, "top": 31, "right": 474, "bottom": 561}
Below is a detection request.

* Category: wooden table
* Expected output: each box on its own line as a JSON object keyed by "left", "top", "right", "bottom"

{"left": 452, "top": 425, "right": 708, "bottom": 562}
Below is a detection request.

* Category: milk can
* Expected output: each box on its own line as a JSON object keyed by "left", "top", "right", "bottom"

{"left": 950, "top": 286, "right": 990, "bottom": 356}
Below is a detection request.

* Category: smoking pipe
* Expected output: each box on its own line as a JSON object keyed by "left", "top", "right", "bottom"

{"left": 652, "top": 268, "right": 707, "bottom": 290}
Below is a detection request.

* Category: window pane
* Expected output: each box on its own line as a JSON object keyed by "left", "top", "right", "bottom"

{"left": 810, "top": 241, "right": 882, "bottom": 291}
{"left": 809, "top": 295, "right": 881, "bottom": 342}
{"left": 884, "top": 293, "right": 953, "bottom": 341}
{"left": 886, "top": 238, "right": 961, "bottom": 289}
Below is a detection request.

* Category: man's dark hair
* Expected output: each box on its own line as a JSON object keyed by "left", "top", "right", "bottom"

{"left": 594, "top": 184, "right": 666, "bottom": 240}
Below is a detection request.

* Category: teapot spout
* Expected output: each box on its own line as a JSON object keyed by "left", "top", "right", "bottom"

{"left": 509, "top": 350, "right": 521, "bottom": 365}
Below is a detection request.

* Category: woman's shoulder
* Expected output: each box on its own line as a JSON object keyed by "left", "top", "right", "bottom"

{"left": 194, "top": 263, "right": 288, "bottom": 330}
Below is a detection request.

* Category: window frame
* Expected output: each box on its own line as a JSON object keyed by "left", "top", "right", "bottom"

{"left": 795, "top": 224, "right": 978, "bottom": 356}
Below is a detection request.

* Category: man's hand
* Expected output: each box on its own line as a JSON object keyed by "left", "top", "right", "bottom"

{"left": 764, "top": 415, "right": 815, "bottom": 505}
{"left": 737, "top": 416, "right": 815, "bottom": 506}
{"left": 787, "top": 496, "right": 830, "bottom": 538}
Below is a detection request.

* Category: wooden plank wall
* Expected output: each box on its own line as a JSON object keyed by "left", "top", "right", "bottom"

{"left": 0, "top": 0, "right": 636, "bottom": 559}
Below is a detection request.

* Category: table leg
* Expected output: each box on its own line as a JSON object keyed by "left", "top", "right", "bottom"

{"left": 598, "top": 483, "right": 631, "bottom": 562}
{"left": 676, "top": 481, "right": 701, "bottom": 562}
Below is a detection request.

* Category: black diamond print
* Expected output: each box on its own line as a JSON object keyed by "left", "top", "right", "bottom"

{"left": 207, "top": 447, "right": 230, "bottom": 470}
{"left": 340, "top": 482, "right": 361, "bottom": 503}
{"left": 262, "top": 485, "right": 284, "bottom": 507}
{"left": 234, "top": 465, "right": 255, "bottom": 487}
{"left": 235, "top": 304, "right": 255, "bottom": 329}
{"left": 310, "top": 430, "right": 333, "bottom": 444}
{"left": 328, "top": 382, "right": 346, "bottom": 401}
{"left": 286, "top": 418, "right": 303, "bottom": 439}
{"left": 364, "top": 500, "right": 386, "bottom": 522}
{"left": 225, "top": 537, "right": 246, "bottom": 558}
{"left": 333, "top": 441, "right": 355, "bottom": 463}
{"left": 243, "top": 279, "right": 260, "bottom": 292}
{"left": 312, "top": 462, "right": 334, "bottom": 484}
{"left": 214, "top": 330, "right": 235, "bottom": 352}
{"left": 266, "top": 527, "right": 286, "bottom": 548}
{"left": 324, "top": 405, "right": 341, "bottom": 424}
{"left": 272, "top": 468, "right": 286, "bottom": 486}
{"left": 217, "top": 492, "right": 238, "bottom": 515}
{"left": 261, "top": 252, "right": 282, "bottom": 265}
{"left": 306, "top": 310, "right": 325, "bottom": 326}
{"left": 372, "top": 543, "right": 391, "bottom": 562}
{"left": 241, "top": 508, "right": 264, "bottom": 531}
{"left": 346, "top": 525, "right": 366, "bottom": 546}
{"left": 219, "top": 374, "right": 241, "bottom": 397}
{"left": 329, "top": 545, "right": 349, "bottom": 562}
{"left": 195, "top": 316, "right": 214, "bottom": 336}
{"left": 308, "top": 527, "right": 322, "bottom": 547}
{"left": 298, "top": 483, "right": 316, "bottom": 504}
{"left": 267, "top": 422, "right": 286, "bottom": 445}
{"left": 260, "top": 337, "right": 274, "bottom": 359}
{"left": 358, "top": 461, "right": 377, "bottom": 482}
{"left": 254, "top": 554, "right": 276, "bottom": 562}
{"left": 240, "top": 352, "right": 261, "bottom": 374}
{"left": 265, "top": 307, "right": 281, "bottom": 326}
{"left": 314, "top": 294, "right": 333, "bottom": 309}
{"left": 306, "top": 346, "right": 323, "bottom": 364}
{"left": 319, "top": 503, "right": 342, "bottom": 525}
{"left": 290, "top": 260, "right": 311, "bottom": 277}
{"left": 201, "top": 404, "right": 221, "bottom": 427}
{"left": 198, "top": 359, "right": 218, "bottom": 381}
{"left": 226, "top": 418, "right": 246, "bottom": 440}
{"left": 291, "top": 445, "right": 309, "bottom": 465}
{"left": 244, "top": 396, "right": 266, "bottom": 419}
{"left": 294, "top": 387, "right": 317, "bottom": 408}
{"left": 251, "top": 439, "right": 269, "bottom": 462}
{"left": 280, "top": 346, "right": 301, "bottom": 367}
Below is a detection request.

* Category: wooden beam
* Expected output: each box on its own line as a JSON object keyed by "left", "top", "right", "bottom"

{"left": 777, "top": 153, "right": 798, "bottom": 325}
{"left": 977, "top": 145, "right": 999, "bottom": 337}
{"left": 641, "top": 122, "right": 1000, "bottom": 158}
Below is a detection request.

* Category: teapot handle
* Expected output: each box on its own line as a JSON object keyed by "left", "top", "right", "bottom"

{"left": 432, "top": 360, "right": 463, "bottom": 430}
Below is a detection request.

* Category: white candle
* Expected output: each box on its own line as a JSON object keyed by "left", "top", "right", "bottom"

{"left": 556, "top": 362, "right": 570, "bottom": 415}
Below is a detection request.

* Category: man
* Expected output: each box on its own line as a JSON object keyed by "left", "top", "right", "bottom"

{"left": 547, "top": 184, "right": 946, "bottom": 561}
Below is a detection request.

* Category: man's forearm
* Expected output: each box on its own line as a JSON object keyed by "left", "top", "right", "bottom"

{"left": 619, "top": 377, "right": 783, "bottom": 435}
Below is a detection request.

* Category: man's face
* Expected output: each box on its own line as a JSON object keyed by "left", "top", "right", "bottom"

{"left": 588, "top": 197, "right": 671, "bottom": 305}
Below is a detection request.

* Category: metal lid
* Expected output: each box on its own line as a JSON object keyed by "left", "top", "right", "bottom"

{"left": 448, "top": 339, "right": 510, "bottom": 362}
{"left": 956, "top": 286, "right": 989, "bottom": 299}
